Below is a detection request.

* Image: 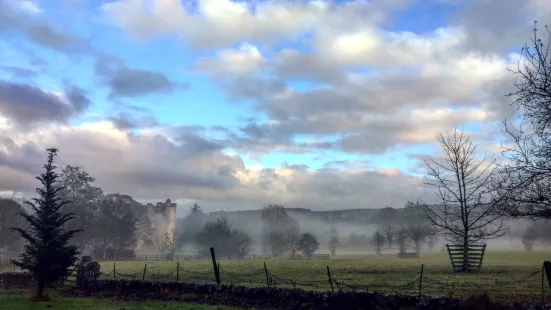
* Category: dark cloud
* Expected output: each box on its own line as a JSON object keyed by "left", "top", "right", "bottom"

{"left": 95, "top": 57, "right": 186, "bottom": 98}
{"left": 0, "top": 80, "right": 91, "bottom": 125}
{"left": 106, "top": 113, "right": 159, "bottom": 130}
{"left": 275, "top": 50, "right": 347, "bottom": 83}
{"left": 120, "top": 165, "right": 239, "bottom": 191}
{"left": 0, "top": 137, "right": 43, "bottom": 175}
{"left": 453, "top": 0, "right": 548, "bottom": 55}
{"left": 29, "top": 56, "right": 47, "bottom": 68}
{"left": 0, "top": 66, "right": 38, "bottom": 79}
{"left": 0, "top": 3, "right": 89, "bottom": 53}
{"left": 282, "top": 162, "right": 309, "bottom": 171}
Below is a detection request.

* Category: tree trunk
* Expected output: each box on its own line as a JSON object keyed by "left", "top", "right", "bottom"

{"left": 462, "top": 235, "right": 469, "bottom": 272}
{"left": 415, "top": 241, "right": 421, "bottom": 253}
{"left": 36, "top": 280, "right": 45, "bottom": 297}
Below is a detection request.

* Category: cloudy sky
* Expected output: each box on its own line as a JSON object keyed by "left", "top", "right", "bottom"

{"left": 0, "top": 0, "right": 547, "bottom": 215}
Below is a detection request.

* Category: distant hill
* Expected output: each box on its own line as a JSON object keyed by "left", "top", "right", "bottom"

{"left": 205, "top": 206, "right": 422, "bottom": 225}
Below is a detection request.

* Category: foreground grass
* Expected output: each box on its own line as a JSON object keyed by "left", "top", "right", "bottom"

{"left": 0, "top": 294, "right": 244, "bottom": 310}
{"left": 99, "top": 250, "right": 551, "bottom": 300}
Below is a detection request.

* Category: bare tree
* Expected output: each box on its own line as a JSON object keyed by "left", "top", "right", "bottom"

{"left": 158, "top": 229, "right": 184, "bottom": 260}
{"left": 425, "top": 228, "right": 439, "bottom": 251}
{"left": 491, "top": 23, "right": 551, "bottom": 220}
{"left": 396, "top": 228, "right": 409, "bottom": 254}
{"left": 261, "top": 204, "right": 296, "bottom": 255}
{"left": 381, "top": 224, "right": 396, "bottom": 248}
{"left": 422, "top": 129, "right": 505, "bottom": 271}
{"left": 328, "top": 227, "right": 340, "bottom": 256}
{"left": 372, "top": 231, "right": 385, "bottom": 255}
{"left": 286, "top": 225, "right": 301, "bottom": 258}
{"left": 522, "top": 226, "right": 537, "bottom": 252}
{"left": 405, "top": 224, "right": 429, "bottom": 253}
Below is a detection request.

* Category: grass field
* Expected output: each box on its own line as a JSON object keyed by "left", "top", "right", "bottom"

{"left": 98, "top": 250, "right": 551, "bottom": 300}
{"left": 0, "top": 295, "right": 244, "bottom": 310}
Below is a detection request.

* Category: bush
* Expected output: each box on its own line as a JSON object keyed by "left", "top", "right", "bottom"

{"left": 0, "top": 272, "right": 34, "bottom": 289}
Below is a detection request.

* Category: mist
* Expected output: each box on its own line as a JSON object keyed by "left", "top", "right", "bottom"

{"left": 170, "top": 206, "right": 540, "bottom": 257}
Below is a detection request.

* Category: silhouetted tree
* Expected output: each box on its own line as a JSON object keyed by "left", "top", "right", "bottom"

{"left": 396, "top": 227, "right": 409, "bottom": 254}
{"left": 297, "top": 232, "right": 318, "bottom": 257}
{"left": 194, "top": 216, "right": 253, "bottom": 259}
{"left": 372, "top": 231, "right": 385, "bottom": 255}
{"left": 379, "top": 206, "right": 399, "bottom": 222}
{"left": 94, "top": 194, "right": 137, "bottom": 260}
{"left": 421, "top": 129, "right": 505, "bottom": 271}
{"left": 492, "top": 23, "right": 551, "bottom": 221}
{"left": 229, "top": 230, "right": 254, "bottom": 259}
{"left": 286, "top": 224, "right": 301, "bottom": 258}
{"left": 158, "top": 229, "right": 184, "bottom": 260}
{"left": 11, "top": 148, "right": 80, "bottom": 298}
{"left": 328, "top": 227, "right": 340, "bottom": 256}
{"left": 261, "top": 204, "right": 296, "bottom": 255}
{"left": 263, "top": 230, "right": 288, "bottom": 256}
{"left": 178, "top": 204, "right": 205, "bottom": 242}
{"left": 0, "top": 198, "right": 26, "bottom": 258}
{"left": 58, "top": 165, "right": 103, "bottom": 253}
{"left": 425, "top": 228, "right": 439, "bottom": 251}
{"left": 405, "top": 223, "right": 431, "bottom": 253}
{"left": 382, "top": 224, "right": 396, "bottom": 248}
{"left": 522, "top": 226, "right": 537, "bottom": 252}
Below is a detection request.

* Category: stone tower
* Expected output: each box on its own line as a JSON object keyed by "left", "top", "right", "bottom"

{"left": 146, "top": 199, "right": 177, "bottom": 244}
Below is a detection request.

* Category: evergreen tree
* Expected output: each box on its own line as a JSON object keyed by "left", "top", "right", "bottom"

{"left": 11, "top": 148, "right": 80, "bottom": 298}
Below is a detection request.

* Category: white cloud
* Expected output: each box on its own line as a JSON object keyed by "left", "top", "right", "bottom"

{"left": 13, "top": 1, "right": 42, "bottom": 14}
{"left": 195, "top": 43, "right": 266, "bottom": 75}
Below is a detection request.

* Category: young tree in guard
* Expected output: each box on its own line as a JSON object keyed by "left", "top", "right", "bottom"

{"left": 421, "top": 130, "right": 505, "bottom": 272}
{"left": 11, "top": 148, "right": 80, "bottom": 298}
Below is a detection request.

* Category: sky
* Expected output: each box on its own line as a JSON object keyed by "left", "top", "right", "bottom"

{"left": 0, "top": 0, "right": 548, "bottom": 216}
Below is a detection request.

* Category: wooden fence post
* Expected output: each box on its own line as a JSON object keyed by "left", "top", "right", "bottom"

{"left": 210, "top": 247, "right": 220, "bottom": 285}
{"left": 543, "top": 261, "right": 551, "bottom": 290}
{"left": 143, "top": 264, "right": 147, "bottom": 281}
{"left": 264, "top": 262, "right": 270, "bottom": 288}
{"left": 176, "top": 262, "right": 180, "bottom": 282}
{"left": 327, "top": 266, "right": 334, "bottom": 292}
{"left": 418, "top": 264, "right": 424, "bottom": 298}
{"left": 542, "top": 263, "right": 545, "bottom": 306}
{"left": 113, "top": 262, "right": 116, "bottom": 280}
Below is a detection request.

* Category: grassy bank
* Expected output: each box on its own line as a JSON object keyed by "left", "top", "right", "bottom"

{"left": 0, "top": 294, "right": 244, "bottom": 310}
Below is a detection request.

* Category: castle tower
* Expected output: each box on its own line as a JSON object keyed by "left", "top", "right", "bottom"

{"left": 144, "top": 199, "right": 177, "bottom": 246}
{"left": 160, "top": 199, "right": 177, "bottom": 242}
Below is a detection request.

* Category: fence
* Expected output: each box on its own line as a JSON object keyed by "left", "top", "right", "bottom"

{"left": 94, "top": 261, "right": 550, "bottom": 302}
{"left": 446, "top": 244, "right": 486, "bottom": 272}
{"left": 103, "top": 254, "right": 332, "bottom": 262}
{"left": 0, "top": 258, "right": 18, "bottom": 273}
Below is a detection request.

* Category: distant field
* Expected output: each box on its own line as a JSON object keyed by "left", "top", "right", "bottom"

{"left": 97, "top": 250, "right": 551, "bottom": 300}
{"left": 0, "top": 295, "right": 243, "bottom": 310}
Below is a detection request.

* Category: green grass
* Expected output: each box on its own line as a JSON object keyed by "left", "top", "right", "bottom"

{"left": 0, "top": 294, "right": 243, "bottom": 310}
{"left": 99, "top": 250, "right": 551, "bottom": 300}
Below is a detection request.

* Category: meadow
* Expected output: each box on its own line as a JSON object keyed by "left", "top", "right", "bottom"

{"left": 98, "top": 250, "right": 551, "bottom": 300}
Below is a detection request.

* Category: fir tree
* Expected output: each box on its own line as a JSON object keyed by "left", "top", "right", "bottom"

{"left": 11, "top": 148, "right": 80, "bottom": 298}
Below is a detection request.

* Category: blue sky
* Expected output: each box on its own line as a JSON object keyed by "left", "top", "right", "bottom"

{"left": 0, "top": 0, "right": 542, "bottom": 210}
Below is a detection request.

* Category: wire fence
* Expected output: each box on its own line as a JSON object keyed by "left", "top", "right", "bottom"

{"left": 94, "top": 261, "right": 551, "bottom": 302}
